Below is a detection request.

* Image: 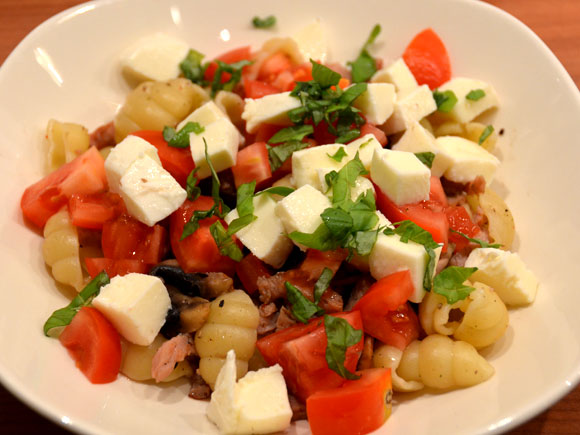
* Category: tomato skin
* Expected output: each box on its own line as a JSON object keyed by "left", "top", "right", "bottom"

{"left": 235, "top": 254, "right": 271, "bottom": 294}
{"left": 243, "top": 79, "right": 280, "bottom": 99}
{"left": 258, "top": 52, "right": 293, "bottom": 82}
{"left": 306, "top": 368, "right": 392, "bottom": 435}
{"left": 131, "top": 130, "right": 195, "bottom": 187}
{"left": 59, "top": 306, "right": 122, "bottom": 384}
{"left": 85, "top": 258, "right": 149, "bottom": 279}
{"left": 353, "top": 271, "right": 419, "bottom": 350}
{"left": 21, "top": 147, "right": 107, "bottom": 228}
{"left": 254, "top": 124, "right": 283, "bottom": 143}
{"left": 402, "top": 28, "right": 451, "bottom": 90}
{"left": 169, "top": 196, "right": 235, "bottom": 274}
{"left": 101, "top": 214, "right": 167, "bottom": 264}
{"left": 429, "top": 176, "right": 448, "bottom": 206}
{"left": 299, "top": 249, "right": 347, "bottom": 280}
{"left": 257, "top": 319, "right": 321, "bottom": 366}
{"left": 446, "top": 205, "right": 480, "bottom": 251}
{"left": 204, "top": 46, "right": 252, "bottom": 83}
{"left": 68, "top": 192, "right": 125, "bottom": 230}
{"left": 359, "top": 123, "right": 387, "bottom": 146}
{"left": 231, "top": 142, "right": 272, "bottom": 189}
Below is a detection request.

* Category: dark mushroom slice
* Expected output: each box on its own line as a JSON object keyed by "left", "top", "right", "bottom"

{"left": 149, "top": 264, "right": 234, "bottom": 298}
{"left": 161, "top": 285, "right": 211, "bottom": 339}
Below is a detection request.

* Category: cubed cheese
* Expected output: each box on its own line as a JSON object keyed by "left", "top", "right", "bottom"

{"left": 392, "top": 121, "right": 453, "bottom": 177}
{"left": 190, "top": 117, "right": 240, "bottom": 179}
{"left": 437, "top": 77, "right": 499, "bottom": 123}
{"left": 371, "top": 58, "right": 418, "bottom": 96}
{"left": 275, "top": 184, "right": 331, "bottom": 250}
{"left": 352, "top": 83, "right": 396, "bottom": 125}
{"left": 465, "top": 248, "right": 538, "bottom": 306}
{"left": 177, "top": 100, "right": 226, "bottom": 130}
{"left": 370, "top": 149, "right": 430, "bottom": 205}
{"left": 92, "top": 273, "right": 171, "bottom": 346}
{"left": 435, "top": 136, "right": 500, "bottom": 184}
{"left": 207, "top": 350, "right": 292, "bottom": 435}
{"left": 291, "top": 144, "right": 347, "bottom": 190}
{"left": 118, "top": 154, "right": 186, "bottom": 226}
{"left": 293, "top": 19, "right": 327, "bottom": 63}
{"left": 369, "top": 231, "right": 442, "bottom": 303}
{"left": 383, "top": 85, "right": 437, "bottom": 134}
{"left": 104, "top": 135, "right": 161, "bottom": 193}
{"left": 345, "top": 134, "right": 383, "bottom": 170}
{"left": 121, "top": 33, "right": 189, "bottom": 84}
{"left": 242, "top": 92, "right": 301, "bottom": 134}
{"left": 225, "top": 194, "right": 293, "bottom": 268}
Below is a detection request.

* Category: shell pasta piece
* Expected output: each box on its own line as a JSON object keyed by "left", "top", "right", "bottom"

{"left": 214, "top": 90, "right": 245, "bottom": 130}
{"left": 46, "top": 119, "right": 90, "bottom": 172}
{"left": 373, "top": 344, "right": 424, "bottom": 392}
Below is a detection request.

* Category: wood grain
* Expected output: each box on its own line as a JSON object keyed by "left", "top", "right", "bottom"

{"left": 1, "top": 0, "right": 579, "bottom": 434}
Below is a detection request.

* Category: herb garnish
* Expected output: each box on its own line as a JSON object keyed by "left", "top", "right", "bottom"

{"left": 450, "top": 229, "right": 502, "bottom": 248}
{"left": 185, "top": 168, "right": 201, "bottom": 201}
{"left": 478, "top": 125, "right": 494, "bottom": 145}
{"left": 414, "top": 152, "right": 436, "bottom": 169}
{"left": 314, "top": 268, "right": 334, "bottom": 303}
{"left": 252, "top": 15, "right": 276, "bottom": 29}
{"left": 433, "top": 89, "right": 458, "bottom": 113}
{"left": 324, "top": 315, "right": 362, "bottom": 380}
{"left": 211, "top": 59, "right": 252, "bottom": 97}
{"left": 348, "top": 24, "right": 381, "bottom": 83}
{"left": 180, "top": 49, "right": 207, "bottom": 85}
{"left": 163, "top": 122, "right": 204, "bottom": 148}
{"left": 433, "top": 266, "right": 478, "bottom": 304}
{"left": 286, "top": 282, "right": 324, "bottom": 323}
{"left": 466, "top": 89, "right": 486, "bottom": 101}
{"left": 327, "top": 147, "right": 348, "bottom": 162}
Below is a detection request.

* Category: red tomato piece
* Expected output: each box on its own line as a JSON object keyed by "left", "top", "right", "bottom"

{"left": 258, "top": 52, "right": 293, "bottom": 82}
{"left": 402, "top": 28, "right": 451, "bottom": 90}
{"left": 243, "top": 79, "right": 280, "bottom": 99}
{"left": 204, "top": 46, "right": 252, "bottom": 83}
{"left": 358, "top": 123, "right": 387, "bottom": 146}
{"left": 446, "top": 205, "right": 481, "bottom": 251}
{"left": 306, "top": 368, "right": 392, "bottom": 435}
{"left": 429, "top": 176, "right": 448, "bottom": 206}
{"left": 278, "top": 311, "right": 364, "bottom": 401}
{"left": 312, "top": 120, "right": 337, "bottom": 145}
{"left": 169, "top": 196, "right": 236, "bottom": 274}
{"left": 21, "top": 147, "right": 107, "bottom": 228}
{"left": 254, "top": 124, "right": 283, "bottom": 143}
{"left": 84, "top": 257, "right": 149, "bottom": 279}
{"left": 101, "top": 214, "right": 167, "bottom": 264}
{"left": 68, "top": 192, "right": 125, "bottom": 230}
{"left": 131, "top": 130, "right": 195, "bottom": 187}
{"left": 299, "top": 249, "right": 347, "bottom": 281}
{"left": 235, "top": 253, "right": 271, "bottom": 295}
{"left": 59, "top": 306, "right": 122, "bottom": 384}
{"left": 231, "top": 142, "right": 272, "bottom": 189}
{"left": 353, "top": 271, "right": 419, "bottom": 349}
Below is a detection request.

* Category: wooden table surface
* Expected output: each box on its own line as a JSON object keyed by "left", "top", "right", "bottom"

{"left": 0, "top": 0, "right": 579, "bottom": 433}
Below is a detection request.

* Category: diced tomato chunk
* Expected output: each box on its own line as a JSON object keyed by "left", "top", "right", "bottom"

{"left": 231, "top": 142, "right": 272, "bottom": 188}
{"left": 131, "top": 130, "right": 195, "bottom": 187}
{"left": 429, "top": 176, "right": 448, "bottom": 206}
{"left": 84, "top": 258, "right": 149, "bottom": 279}
{"left": 299, "top": 249, "right": 347, "bottom": 280}
{"left": 68, "top": 192, "right": 125, "bottom": 230}
{"left": 256, "top": 319, "right": 321, "bottom": 366}
{"left": 204, "top": 46, "right": 252, "bottom": 83}
{"left": 101, "top": 214, "right": 167, "bottom": 264}
{"left": 446, "top": 205, "right": 480, "bottom": 251}
{"left": 59, "top": 306, "right": 121, "bottom": 384}
{"left": 235, "top": 254, "right": 271, "bottom": 294}
{"left": 402, "top": 28, "right": 451, "bottom": 89}
{"left": 254, "top": 124, "right": 283, "bottom": 143}
{"left": 306, "top": 368, "right": 392, "bottom": 435}
{"left": 258, "top": 52, "right": 293, "bottom": 82}
{"left": 21, "top": 147, "right": 107, "bottom": 228}
{"left": 358, "top": 123, "right": 387, "bottom": 146}
{"left": 243, "top": 79, "right": 280, "bottom": 99}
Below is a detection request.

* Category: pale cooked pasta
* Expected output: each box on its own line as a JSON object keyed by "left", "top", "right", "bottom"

{"left": 46, "top": 119, "right": 90, "bottom": 172}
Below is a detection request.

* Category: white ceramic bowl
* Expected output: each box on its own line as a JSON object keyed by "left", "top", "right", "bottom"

{"left": 1, "top": 0, "right": 579, "bottom": 433}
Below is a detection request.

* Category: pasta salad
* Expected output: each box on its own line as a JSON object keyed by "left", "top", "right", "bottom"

{"left": 20, "top": 19, "right": 539, "bottom": 435}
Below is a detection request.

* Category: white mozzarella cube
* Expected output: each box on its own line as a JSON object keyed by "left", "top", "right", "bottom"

{"left": 92, "top": 273, "right": 171, "bottom": 346}
{"left": 345, "top": 134, "right": 383, "bottom": 170}
{"left": 438, "top": 77, "right": 499, "bottom": 123}
{"left": 435, "top": 136, "right": 500, "bottom": 184}
{"left": 118, "top": 154, "right": 186, "bottom": 226}
{"left": 242, "top": 92, "right": 301, "bottom": 134}
{"left": 105, "top": 135, "right": 161, "bottom": 193}
{"left": 190, "top": 117, "right": 240, "bottom": 179}
{"left": 370, "top": 149, "right": 430, "bottom": 205}
{"left": 392, "top": 121, "right": 453, "bottom": 177}
{"left": 177, "top": 100, "right": 226, "bottom": 130}
{"left": 465, "top": 248, "right": 538, "bottom": 306}
{"left": 352, "top": 83, "right": 396, "bottom": 125}
{"left": 225, "top": 194, "right": 293, "bottom": 269}
{"left": 291, "top": 144, "right": 347, "bottom": 190}
{"left": 293, "top": 19, "right": 327, "bottom": 63}
{"left": 369, "top": 232, "right": 442, "bottom": 303}
{"left": 121, "top": 33, "right": 189, "bottom": 84}
{"left": 275, "top": 185, "right": 331, "bottom": 250}
{"left": 371, "top": 58, "right": 418, "bottom": 96}
{"left": 383, "top": 85, "right": 437, "bottom": 134}
{"left": 207, "top": 350, "right": 292, "bottom": 435}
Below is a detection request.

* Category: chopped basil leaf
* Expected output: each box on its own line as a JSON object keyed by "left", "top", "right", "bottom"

{"left": 225, "top": 213, "right": 257, "bottom": 235}
{"left": 289, "top": 225, "right": 341, "bottom": 252}
{"left": 180, "top": 49, "right": 207, "bottom": 85}
{"left": 324, "top": 315, "right": 362, "bottom": 380}
{"left": 321, "top": 207, "right": 353, "bottom": 240}
{"left": 478, "top": 125, "right": 494, "bottom": 145}
{"left": 211, "top": 59, "right": 252, "bottom": 97}
{"left": 43, "top": 272, "right": 110, "bottom": 337}
{"left": 267, "top": 140, "right": 308, "bottom": 172}
{"left": 338, "top": 83, "right": 368, "bottom": 106}
{"left": 415, "top": 152, "right": 435, "bottom": 169}
{"left": 466, "top": 89, "right": 486, "bottom": 101}
{"left": 186, "top": 168, "right": 201, "bottom": 201}
{"left": 255, "top": 186, "right": 295, "bottom": 197}
{"left": 311, "top": 59, "right": 341, "bottom": 87}
{"left": 450, "top": 229, "right": 502, "bottom": 248}
{"left": 252, "top": 15, "right": 276, "bottom": 29}
{"left": 314, "top": 268, "right": 334, "bottom": 303}
{"left": 268, "top": 125, "right": 313, "bottom": 144}
{"left": 235, "top": 181, "right": 256, "bottom": 218}
{"left": 433, "top": 90, "right": 458, "bottom": 113}
{"left": 327, "top": 147, "right": 348, "bottom": 162}
{"left": 286, "top": 282, "right": 324, "bottom": 323}
{"left": 335, "top": 129, "right": 360, "bottom": 144}
{"left": 348, "top": 24, "right": 381, "bottom": 83}
{"left": 324, "top": 170, "right": 339, "bottom": 192}
{"left": 209, "top": 220, "right": 243, "bottom": 262}
{"left": 433, "top": 266, "right": 478, "bottom": 304}
{"left": 330, "top": 153, "right": 367, "bottom": 208}
{"left": 352, "top": 229, "right": 380, "bottom": 256}
{"left": 164, "top": 122, "right": 204, "bottom": 148}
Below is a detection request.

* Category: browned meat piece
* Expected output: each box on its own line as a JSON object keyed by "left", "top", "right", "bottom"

{"left": 89, "top": 121, "right": 116, "bottom": 149}
{"left": 258, "top": 302, "right": 279, "bottom": 335}
{"left": 449, "top": 250, "right": 469, "bottom": 267}
{"left": 344, "top": 274, "right": 375, "bottom": 311}
{"left": 357, "top": 336, "right": 374, "bottom": 370}
{"left": 442, "top": 176, "right": 486, "bottom": 197}
{"left": 289, "top": 394, "right": 307, "bottom": 422}
{"left": 276, "top": 306, "right": 297, "bottom": 331}
{"left": 466, "top": 175, "right": 486, "bottom": 195}
{"left": 257, "top": 273, "right": 288, "bottom": 304}
{"left": 437, "top": 246, "right": 454, "bottom": 273}
{"left": 151, "top": 334, "right": 196, "bottom": 382}
{"left": 189, "top": 373, "right": 211, "bottom": 400}
{"left": 202, "top": 272, "right": 234, "bottom": 299}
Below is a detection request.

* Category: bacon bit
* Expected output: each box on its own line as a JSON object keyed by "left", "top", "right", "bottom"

{"left": 188, "top": 373, "right": 211, "bottom": 400}
{"left": 151, "top": 334, "right": 195, "bottom": 382}
{"left": 357, "top": 336, "right": 374, "bottom": 370}
{"left": 276, "top": 306, "right": 297, "bottom": 331}
{"left": 89, "top": 121, "right": 116, "bottom": 149}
